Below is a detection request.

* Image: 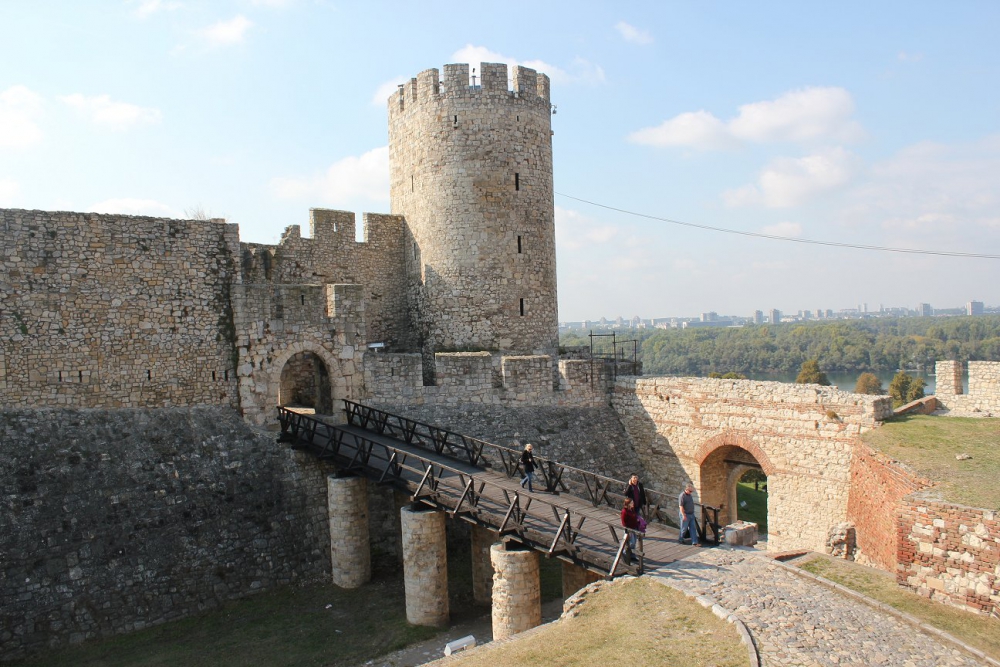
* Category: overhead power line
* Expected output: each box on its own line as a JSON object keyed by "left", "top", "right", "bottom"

{"left": 555, "top": 192, "right": 1000, "bottom": 260}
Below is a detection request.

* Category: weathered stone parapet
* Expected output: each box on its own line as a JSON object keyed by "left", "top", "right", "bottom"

{"left": 934, "top": 360, "right": 1000, "bottom": 417}
{"left": 561, "top": 561, "right": 601, "bottom": 599}
{"left": 401, "top": 505, "right": 449, "bottom": 627}
{"left": 327, "top": 474, "right": 371, "bottom": 588}
{"left": 490, "top": 542, "right": 541, "bottom": 640}
{"left": 471, "top": 524, "right": 496, "bottom": 605}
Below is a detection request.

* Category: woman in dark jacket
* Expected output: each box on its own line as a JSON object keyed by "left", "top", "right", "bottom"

{"left": 519, "top": 443, "right": 535, "bottom": 493}
{"left": 623, "top": 474, "right": 647, "bottom": 518}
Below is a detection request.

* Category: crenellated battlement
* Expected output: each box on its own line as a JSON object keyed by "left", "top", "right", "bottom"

{"left": 389, "top": 62, "right": 551, "bottom": 115}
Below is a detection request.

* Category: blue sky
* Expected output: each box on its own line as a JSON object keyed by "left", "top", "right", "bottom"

{"left": 2, "top": 2, "right": 998, "bottom": 321}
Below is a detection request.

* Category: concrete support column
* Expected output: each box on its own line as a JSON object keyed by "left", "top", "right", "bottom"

{"left": 401, "top": 505, "right": 449, "bottom": 627}
{"left": 490, "top": 542, "right": 540, "bottom": 640}
{"left": 327, "top": 474, "right": 371, "bottom": 588}
{"left": 471, "top": 525, "right": 496, "bottom": 605}
{"left": 561, "top": 561, "right": 600, "bottom": 599}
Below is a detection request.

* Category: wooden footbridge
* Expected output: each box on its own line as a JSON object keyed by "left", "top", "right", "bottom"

{"left": 278, "top": 400, "right": 721, "bottom": 578}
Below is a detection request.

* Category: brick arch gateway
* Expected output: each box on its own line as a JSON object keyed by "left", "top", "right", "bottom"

{"left": 695, "top": 432, "right": 773, "bottom": 529}
{"left": 612, "top": 376, "right": 893, "bottom": 553}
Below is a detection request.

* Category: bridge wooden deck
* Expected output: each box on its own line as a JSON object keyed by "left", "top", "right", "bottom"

{"left": 279, "top": 402, "right": 713, "bottom": 578}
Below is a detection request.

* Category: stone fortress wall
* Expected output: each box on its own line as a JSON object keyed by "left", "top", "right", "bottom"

{"left": 0, "top": 407, "right": 335, "bottom": 660}
{"left": 0, "top": 209, "right": 241, "bottom": 410}
{"left": 611, "top": 375, "right": 893, "bottom": 553}
{"left": 934, "top": 360, "right": 1000, "bottom": 417}
{"left": 389, "top": 63, "right": 559, "bottom": 366}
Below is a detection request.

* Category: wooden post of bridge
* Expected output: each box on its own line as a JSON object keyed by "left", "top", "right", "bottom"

{"left": 561, "top": 562, "right": 600, "bottom": 599}
{"left": 327, "top": 474, "right": 371, "bottom": 588}
{"left": 490, "top": 542, "right": 541, "bottom": 640}
{"left": 471, "top": 525, "right": 495, "bottom": 605}
{"left": 400, "top": 505, "right": 449, "bottom": 627}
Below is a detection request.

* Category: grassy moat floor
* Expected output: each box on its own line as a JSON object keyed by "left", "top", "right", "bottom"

{"left": 796, "top": 553, "right": 1000, "bottom": 661}
{"left": 862, "top": 414, "right": 1000, "bottom": 509}
{"left": 426, "top": 577, "right": 745, "bottom": 667}
{"left": 7, "top": 546, "right": 566, "bottom": 667}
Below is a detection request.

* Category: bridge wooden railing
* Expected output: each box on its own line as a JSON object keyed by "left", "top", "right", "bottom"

{"left": 278, "top": 406, "right": 646, "bottom": 576}
{"left": 340, "top": 400, "right": 721, "bottom": 546}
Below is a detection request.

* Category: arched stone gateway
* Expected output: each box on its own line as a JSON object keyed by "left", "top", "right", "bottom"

{"left": 696, "top": 436, "right": 770, "bottom": 529}
{"left": 612, "top": 376, "right": 894, "bottom": 553}
{"left": 267, "top": 342, "right": 345, "bottom": 421}
{"left": 279, "top": 351, "right": 333, "bottom": 414}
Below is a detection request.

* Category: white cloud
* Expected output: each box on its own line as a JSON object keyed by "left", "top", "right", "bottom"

{"left": 897, "top": 51, "right": 923, "bottom": 63}
{"left": 760, "top": 221, "right": 802, "bottom": 237}
{"left": 270, "top": 146, "right": 389, "bottom": 204}
{"left": 845, "top": 135, "right": 1000, "bottom": 233}
{"left": 132, "top": 0, "right": 182, "bottom": 19}
{"left": 198, "top": 15, "right": 252, "bottom": 46}
{"left": 371, "top": 76, "right": 408, "bottom": 106}
{"left": 630, "top": 87, "right": 862, "bottom": 150}
{"left": 615, "top": 21, "right": 653, "bottom": 45}
{"left": 250, "top": 0, "right": 293, "bottom": 6}
{"left": 0, "top": 179, "right": 19, "bottom": 205}
{"left": 724, "top": 148, "right": 859, "bottom": 208}
{"left": 729, "top": 87, "right": 862, "bottom": 143}
{"left": 88, "top": 198, "right": 176, "bottom": 216}
{"left": 0, "top": 85, "right": 44, "bottom": 149}
{"left": 450, "top": 45, "right": 604, "bottom": 86}
{"left": 555, "top": 206, "right": 619, "bottom": 251}
{"left": 61, "top": 94, "right": 162, "bottom": 129}
{"left": 627, "top": 110, "right": 734, "bottom": 149}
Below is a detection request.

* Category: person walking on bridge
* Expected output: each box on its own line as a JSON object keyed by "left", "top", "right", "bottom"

{"left": 678, "top": 483, "right": 701, "bottom": 546}
{"left": 519, "top": 443, "right": 536, "bottom": 493}
{"left": 623, "top": 474, "right": 647, "bottom": 518}
{"left": 621, "top": 497, "right": 640, "bottom": 564}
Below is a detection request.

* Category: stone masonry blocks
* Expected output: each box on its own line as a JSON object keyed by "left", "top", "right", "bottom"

{"left": 471, "top": 524, "right": 496, "bottom": 606}
{"left": 327, "top": 474, "right": 371, "bottom": 588}
{"left": 561, "top": 561, "right": 601, "bottom": 599}
{"left": 490, "top": 542, "right": 541, "bottom": 640}
{"left": 389, "top": 62, "right": 559, "bottom": 358}
{"left": 934, "top": 360, "right": 1000, "bottom": 416}
{"left": 401, "top": 505, "right": 449, "bottom": 627}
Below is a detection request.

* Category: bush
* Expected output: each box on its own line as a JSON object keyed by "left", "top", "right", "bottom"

{"left": 796, "top": 359, "right": 830, "bottom": 385}
{"left": 888, "top": 371, "right": 926, "bottom": 407}
{"left": 708, "top": 371, "right": 748, "bottom": 379}
{"left": 854, "top": 372, "right": 884, "bottom": 395}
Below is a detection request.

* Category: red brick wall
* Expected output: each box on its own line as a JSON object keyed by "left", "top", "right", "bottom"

{"left": 898, "top": 501, "right": 1000, "bottom": 616}
{"left": 847, "top": 442, "right": 929, "bottom": 570}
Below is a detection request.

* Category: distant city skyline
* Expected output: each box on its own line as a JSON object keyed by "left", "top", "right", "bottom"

{"left": 560, "top": 298, "right": 997, "bottom": 329}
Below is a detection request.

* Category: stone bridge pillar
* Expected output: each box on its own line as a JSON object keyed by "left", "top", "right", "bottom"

{"left": 490, "top": 542, "right": 541, "bottom": 640}
{"left": 561, "top": 561, "right": 600, "bottom": 599}
{"left": 327, "top": 474, "right": 370, "bottom": 588}
{"left": 471, "top": 524, "right": 496, "bottom": 605}
{"left": 401, "top": 505, "right": 449, "bottom": 627}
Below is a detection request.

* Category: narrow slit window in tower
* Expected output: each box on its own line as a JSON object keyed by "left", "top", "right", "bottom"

{"left": 58, "top": 370, "right": 62, "bottom": 382}
{"left": 517, "top": 235, "right": 522, "bottom": 253}
{"left": 519, "top": 298, "right": 525, "bottom": 316}
{"left": 78, "top": 370, "right": 83, "bottom": 382}
{"left": 300, "top": 294, "right": 305, "bottom": 305}
{"left": 212, "top": 371, "right": 217, "bottom": 381}
{"left": 453, "top": 115, "right": 458, "bottom": 126}
{"left": 411, "top": 175, "right": 414, "bottom": 192}
{"left": 515, "top": 173, "right": 520, "bottom": 191}
{"left": 413, "top": 242, "right": 418, "bottom": 260}
{"left": 147, "top": 369, "right": 151, "bottom": 380}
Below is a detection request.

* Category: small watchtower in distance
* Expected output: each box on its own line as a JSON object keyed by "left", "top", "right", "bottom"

{"left": 388, "top": 62, "right": 559, "bottom": 367}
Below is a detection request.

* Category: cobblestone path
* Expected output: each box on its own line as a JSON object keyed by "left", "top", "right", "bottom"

{"left": 652, "top": 549, "right": 981, "bottom": 667}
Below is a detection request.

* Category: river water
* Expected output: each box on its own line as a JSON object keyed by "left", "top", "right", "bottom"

{"left": 742, "top": 369, "right": 966, "bottom": 395}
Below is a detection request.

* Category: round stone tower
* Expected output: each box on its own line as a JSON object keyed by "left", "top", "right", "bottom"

{"left": 388, "top": 62, "right": 558, "bottom": 360}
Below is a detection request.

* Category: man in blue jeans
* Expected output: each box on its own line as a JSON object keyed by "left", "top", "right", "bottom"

{"left": 678, "top": 483, "right": 701, "bottom": 546}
